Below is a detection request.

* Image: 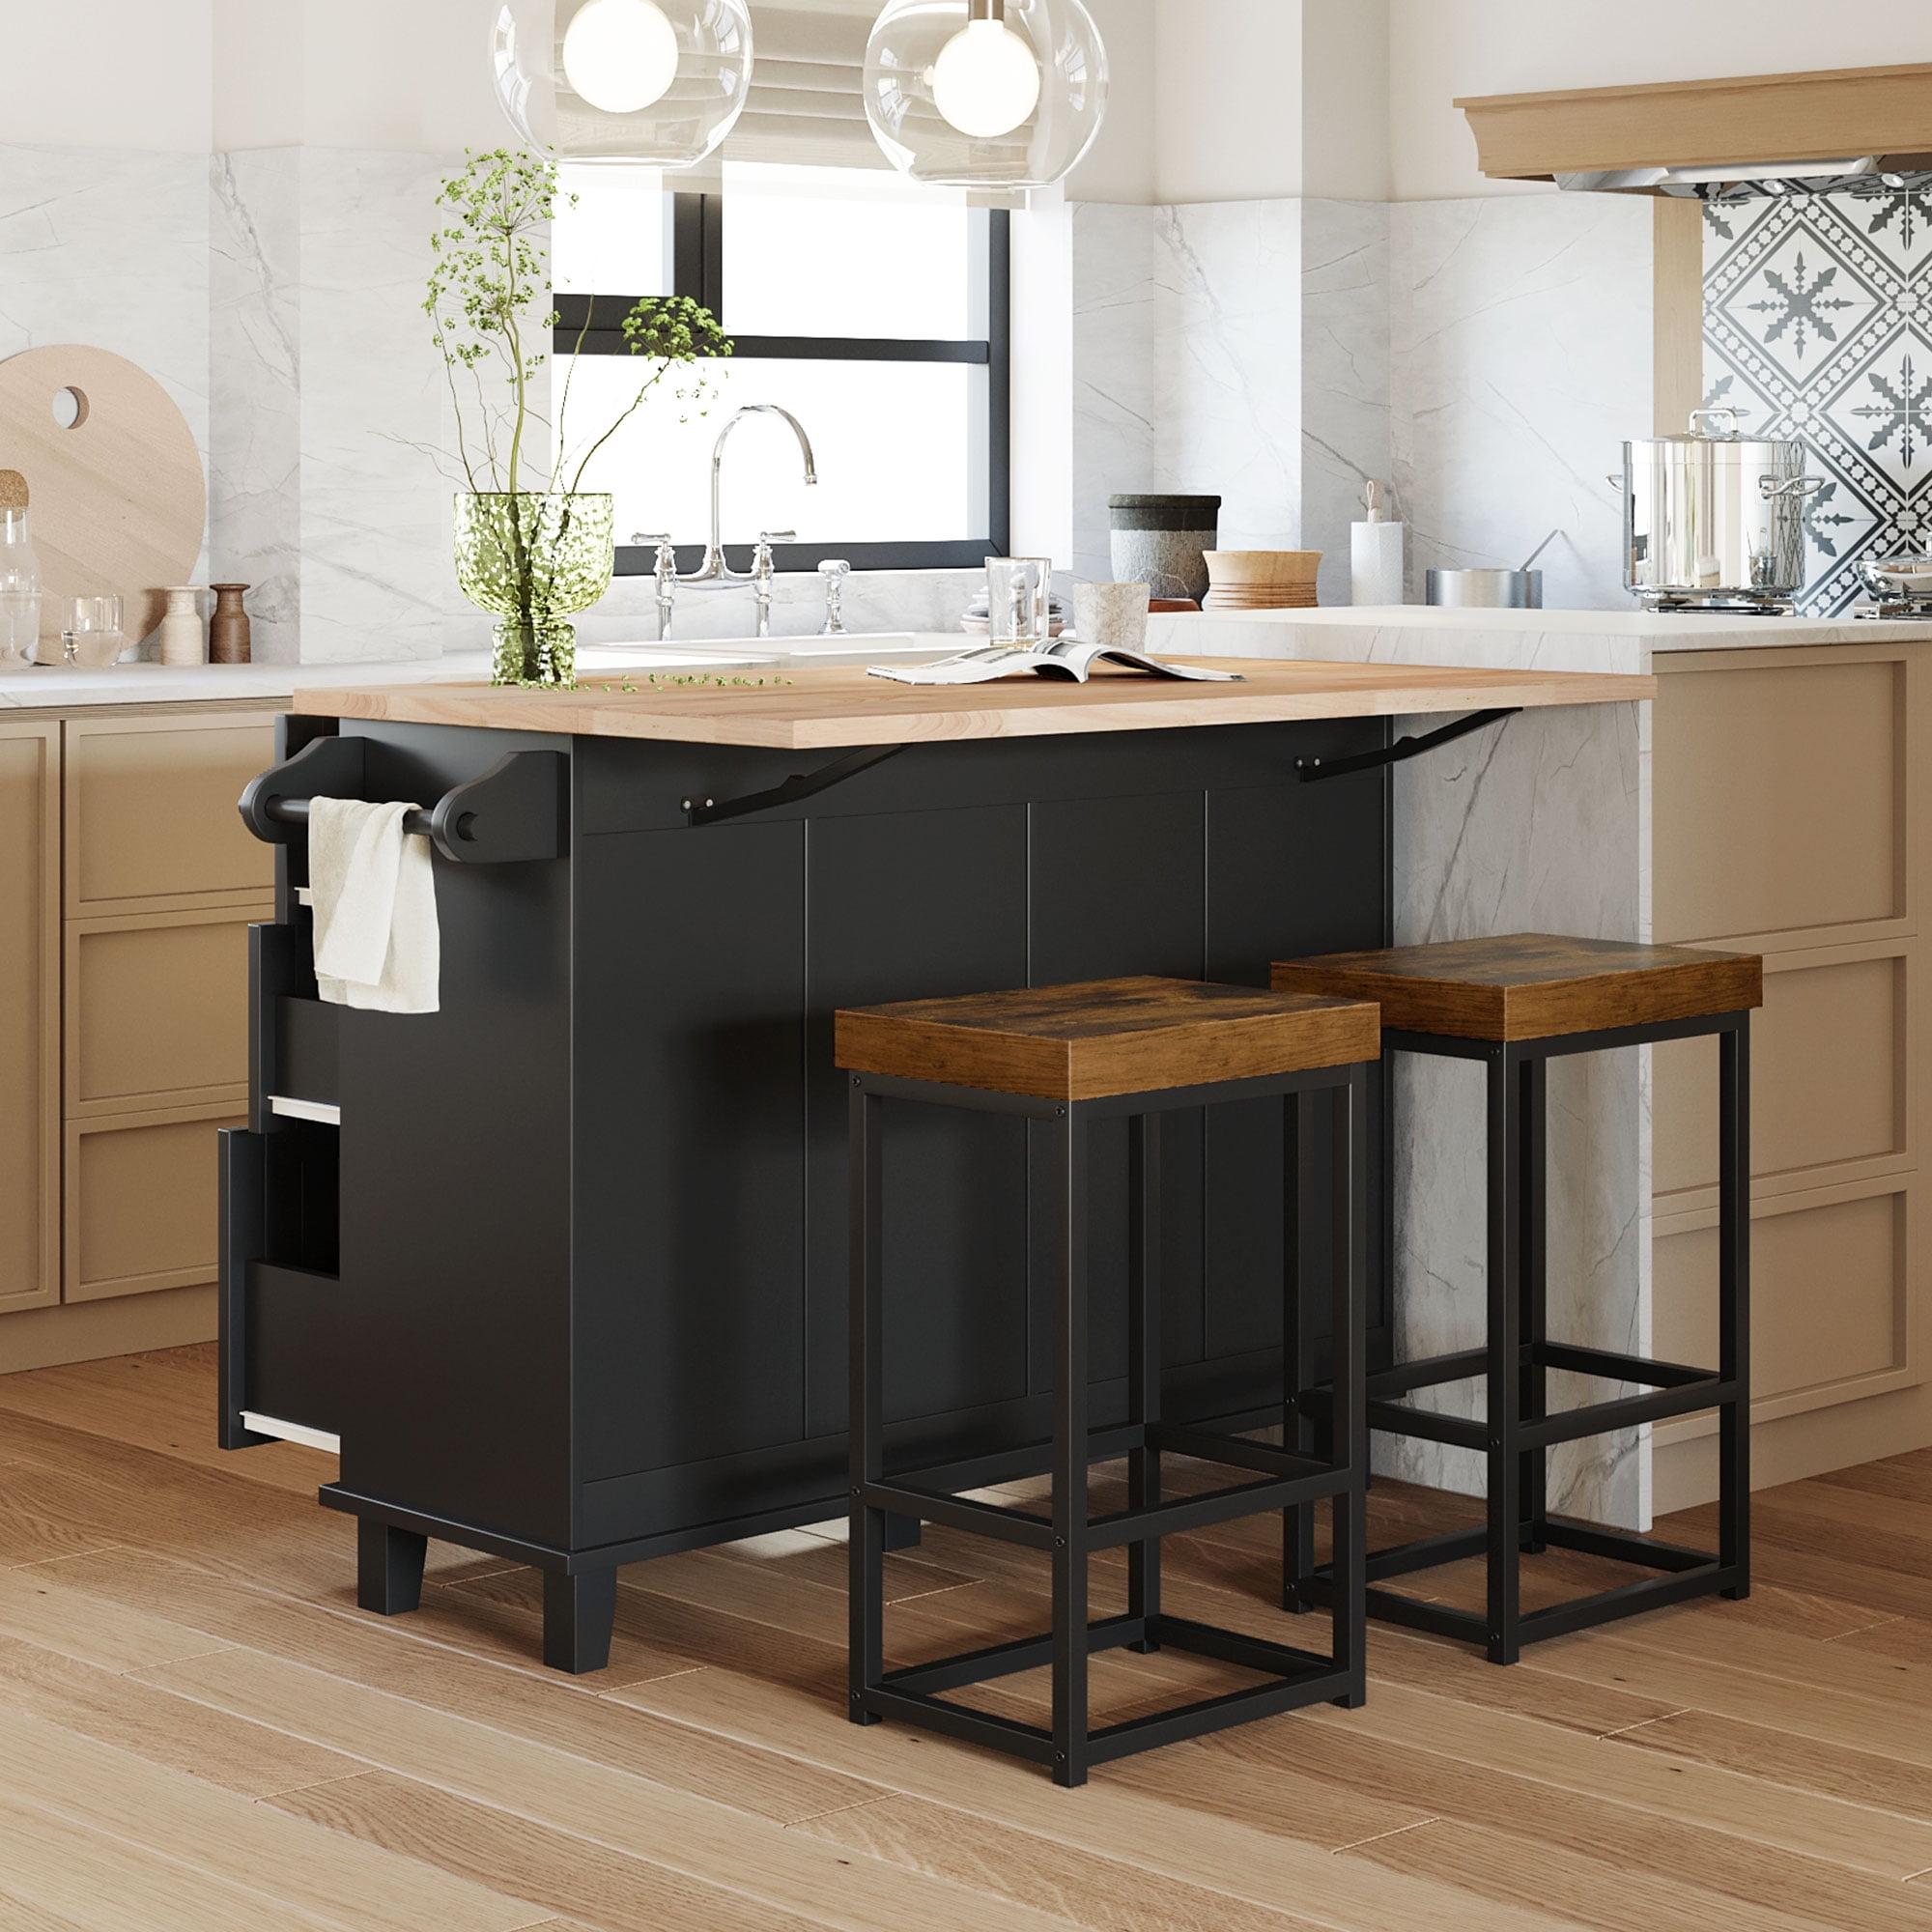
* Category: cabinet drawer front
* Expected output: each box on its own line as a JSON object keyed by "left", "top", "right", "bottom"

{"left": 68, "top": 907, "right": 266, "bottom": 1116}
{"left": 1654, "top": 657, "right": 1904, "bottom": 943}
{"left": 67, "top": 712, "right": 275, "bottom": 913}
{"left": 66, "top": 1104, "right": 246, "bottom": 1302}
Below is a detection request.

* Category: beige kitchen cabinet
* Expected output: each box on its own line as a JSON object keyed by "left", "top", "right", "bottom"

{"left": 0, "top": 721, "right": 60, "bottom": 1316}
{"left": 57, "top": 708, "right": 272, "bottom": 1306}
{"left": 1652, "top": 641, "right": 1930, "bottom": 1508}
{"left": 64, "top": 709, "right": 274, "bottom": 915}
{"left": 0, "top": 702, "right": 274, "bottom": 1356}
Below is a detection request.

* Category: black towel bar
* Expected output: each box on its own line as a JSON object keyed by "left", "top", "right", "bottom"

{"left": 263, "top": 796, "right": 438, "bottom": 839}
{"left": 240, "top": 734, "right": 568, "bottom": 865}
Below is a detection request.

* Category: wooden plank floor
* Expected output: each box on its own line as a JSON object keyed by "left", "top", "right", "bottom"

{"left": 0, "top": 1347, "right": 1927, "bottom": 1930}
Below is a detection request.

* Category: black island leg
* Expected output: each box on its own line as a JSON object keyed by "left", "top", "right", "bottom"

{"left": 356, "top": 1520, "right": 427, "bottom": 1616}
{"left": 543, "top": 1568, "right": 619, "bottom": 1675}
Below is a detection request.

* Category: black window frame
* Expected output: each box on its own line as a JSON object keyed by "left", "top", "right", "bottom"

{"left": 554, "top": 188, "right": 1011, "bottom": 580}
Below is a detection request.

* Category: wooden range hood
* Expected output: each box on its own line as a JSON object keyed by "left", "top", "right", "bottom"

{"left": 1457, "top": 62, "right": 1932, "bottom": 191}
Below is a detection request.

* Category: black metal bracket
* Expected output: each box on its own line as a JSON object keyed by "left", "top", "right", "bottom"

{"left": 240, "top": 736, "right": 568, "bottom": 864}
{"left": 684, "top": 745, "right": 907, "bottom": 828}
{"left": 1296, "top": 708, "right": 1520, "bottom": 784}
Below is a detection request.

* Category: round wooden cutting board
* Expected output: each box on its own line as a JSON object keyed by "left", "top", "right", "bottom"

{"left": 0, "top": 345, "right": 205, "bottom": 651}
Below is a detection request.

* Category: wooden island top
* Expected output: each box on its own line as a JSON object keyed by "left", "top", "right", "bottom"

{"left": 296, "top": 655, "right": 1655, "bottom": 752}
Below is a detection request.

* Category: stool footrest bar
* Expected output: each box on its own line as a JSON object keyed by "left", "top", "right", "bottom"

{"left": 1516, "top": 1377, "right": 1734, "bottom": 1449}
{"left": 1087, "top": 1663, "right": 1354, "bottom": 1764}
{"left": 863, "top": 1610, "right": 1357, "bottom": 1773}
{"left": 881, "top": 1613, "right": 1149, "bottom": 1697}
{"left": 1365, "top": 1349, "right": 1490, "bottom": 1400}
{"left": 1092, "top": 1466, "right": 1349, "bottom": 1548}
{"left": 1519, "top": 1563, "right": 1735, "bottom": 1643}
{"left": 1542, "top": 1518, "right": 1717, "bottom": 1574}
{"left": 1149, "top": 1424, "right": 1321, "bottom": 1478}
{"left": 1367, "top": 1524, "right": 1489, "bottom": 1580}
{"left": 1303, "top": 1524, "right": 1488, "bottom": 1590}
{"left": 1365, "top": 1398, "right": 1488, "bottom": 1450}
{"left": 861, "top": 1688, "right": 1059, "bottom": 1766}
{"left": 1534, "top": 1342, "right": 1714, "bottom": 1388}
{"left": 861, "top": 1482, "right": 1054, "bottom": 1549}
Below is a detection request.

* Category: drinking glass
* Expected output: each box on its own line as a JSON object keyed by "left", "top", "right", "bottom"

{"left": 61, "top": 594, "right": 126, "bottom": 668}
{"left": 986, "top": 556, "right": 1052, "bottom": 647}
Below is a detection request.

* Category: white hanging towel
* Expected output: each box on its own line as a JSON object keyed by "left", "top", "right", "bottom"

{"left": 308, "top": 798, "right": 440, "bottom": 1014}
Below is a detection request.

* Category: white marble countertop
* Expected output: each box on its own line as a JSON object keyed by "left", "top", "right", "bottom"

{"left": 1157, "top": 604, "right": 1932, "bottom": 664}
{"left": 0, "top": 635, "right": 960, "bottom": 712}
{"left": 0, "top": 654, "right": 486, "bottom": 712}
{"left": 13, "top": 607, "right": 1912, "bottom": 715}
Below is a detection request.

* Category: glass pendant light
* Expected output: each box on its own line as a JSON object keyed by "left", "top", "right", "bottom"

{"left": 492, "top": 0, "right": 754, "bottom": 168}
{"left": 864, "top": 0, "right": 1107, "bottom": 190}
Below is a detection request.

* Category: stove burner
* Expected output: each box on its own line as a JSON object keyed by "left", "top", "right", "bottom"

{"left": 1857, "top": 597, "right": 1932, "bottom": 620}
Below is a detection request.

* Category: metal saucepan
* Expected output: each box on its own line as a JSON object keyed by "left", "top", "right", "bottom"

{"left": 1615, "top": 407, "right": 1822, "bottom": 607}
{"left": 1856, "top": 548, "right": 1932, "bottom": 601}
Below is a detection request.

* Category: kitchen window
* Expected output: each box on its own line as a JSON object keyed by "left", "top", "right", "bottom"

{"left": 553, "top": 159, "right": 1011, "bottom": 578}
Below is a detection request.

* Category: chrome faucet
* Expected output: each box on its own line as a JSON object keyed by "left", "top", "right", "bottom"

{"left": 629, "top": 405, "right": 819, "bottom": 639}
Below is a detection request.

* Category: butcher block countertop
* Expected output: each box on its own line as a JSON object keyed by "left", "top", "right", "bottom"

{"left": 298, "top": 655, "right": 1654, "bottom": 752}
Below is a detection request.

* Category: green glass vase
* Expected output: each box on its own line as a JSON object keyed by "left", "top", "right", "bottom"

{"left": 452, "top": 493, "right": 615, "bottom": 688}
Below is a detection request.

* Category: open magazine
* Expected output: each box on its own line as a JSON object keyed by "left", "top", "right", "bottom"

{"left": 867, "top": 638, "right": 1245, "bottom": 687}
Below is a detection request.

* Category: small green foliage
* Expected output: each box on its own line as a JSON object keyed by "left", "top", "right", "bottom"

{"left": 427, "top": 148, "right": 732, "bottom": 497}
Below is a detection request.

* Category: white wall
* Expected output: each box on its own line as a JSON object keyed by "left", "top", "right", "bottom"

{"left": 0, "top": 0, "right": 213, "bottom": 148}
{"left": 1072, "top": 0, "right": 1387, "bottom": 207}
{"left": 1150, "top": 0, "right": 1305, "bottom": 205}
{"left": 1391, "top": 0, "right": 1932, "bottom": 200}
{"left": 213, "top": 0, "right": 510, "bottom": 151}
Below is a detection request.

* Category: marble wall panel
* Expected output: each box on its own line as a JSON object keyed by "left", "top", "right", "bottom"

{"left": 0, "top": 145, "right": 213, "bottom": 637}
{"left": 1070, "top": 199, "right": 1306, "bottom": 586}
{"left": 1389, "top": 192, "right": 1653, "bottom": 611}
{"left": 1302, "top": 198, "right": 1392, "bottom": 606}
{"left": 210, "top": 150, "right": 300, "bottom": 664}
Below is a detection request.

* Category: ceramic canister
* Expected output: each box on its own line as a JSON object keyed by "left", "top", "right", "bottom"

{"left": 157, "top": 585, "right": 206, "bottom": 666}
{"left": 1108, "top": 495, "right": 1221, "bottom": 607}
{"left": 209, "top": 582, "right": 251, "bottom": 665}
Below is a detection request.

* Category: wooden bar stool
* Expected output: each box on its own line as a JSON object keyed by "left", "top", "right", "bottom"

{"left": 836, "top": 977, "right": 1380, "bottom": 1787}
{"left": 1271, "top": 935, "right": 1762, "bottom": 1665}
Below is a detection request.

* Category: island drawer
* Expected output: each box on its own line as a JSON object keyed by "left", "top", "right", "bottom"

{"left": 249, "top": 920, "right": 341, "bottom": 1119}
{"left": 271, "top": 999, "right": 341, "bottom": 1115}
{"left": 242, "top": 1262, "right": 345, "bottom": 1438}
{"left": 220, "top": 1122, "right": 344, "bottom": 1447}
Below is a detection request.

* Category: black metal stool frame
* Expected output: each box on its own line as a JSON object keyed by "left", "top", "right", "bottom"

{"left": 1291, "top": 1009, "right": 1750, "bottom": 1665}
{"left": 848, "top": 1062, "right": 1372, "bottom": 1788}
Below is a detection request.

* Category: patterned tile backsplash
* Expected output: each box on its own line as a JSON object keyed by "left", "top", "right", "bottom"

{"left": 1705, "top": 187, "right": 1932, "bottom": 614}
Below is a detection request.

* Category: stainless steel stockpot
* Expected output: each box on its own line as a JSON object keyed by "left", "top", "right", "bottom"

{"left": 1619, "top": 408, "right": 1821, "bottom": 608}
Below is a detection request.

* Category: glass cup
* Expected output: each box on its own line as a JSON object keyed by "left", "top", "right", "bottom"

{"left": 61, "top": 594, "right": 126, "bottom": 668}
{"left": 986, "top": 556, "right": 1052, "bottom": 647}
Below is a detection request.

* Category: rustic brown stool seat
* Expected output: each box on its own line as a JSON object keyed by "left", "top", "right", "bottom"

{"left": 1271, "top": 934, "right": 1762, "bottom": 1664}
{"left": 838, "top": 977, "right": 1379, "bottom": 1786}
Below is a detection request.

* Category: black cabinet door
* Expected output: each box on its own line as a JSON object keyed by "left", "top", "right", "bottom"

{"left": 572, "top": 819, "right": 809, "bottom": 1484}
{"left": 804, "top": 806, "right": 1032, "bottom": 1438}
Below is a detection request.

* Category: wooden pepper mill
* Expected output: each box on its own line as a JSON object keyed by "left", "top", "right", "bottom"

{"left": 209, "top": 582, "right": 251, "bottom": 665}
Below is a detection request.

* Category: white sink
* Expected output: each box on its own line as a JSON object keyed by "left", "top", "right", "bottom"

{"left": 574, "top": 643, "right": 781, "bottom": 670}
{"left": 579, "top": 633, "right": 948, "bottom": 669}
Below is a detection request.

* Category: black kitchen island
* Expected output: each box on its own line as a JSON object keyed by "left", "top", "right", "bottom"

{"left": 218, "top": 655, "right": 1645, "bottom": 1671}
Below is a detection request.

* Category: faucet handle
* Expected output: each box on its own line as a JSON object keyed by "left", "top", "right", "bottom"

{"left": 818, "top": 558, "right": 851, "bottom": 638}
{"left": 758, "top": 530, "right": 798, "bottom": 549}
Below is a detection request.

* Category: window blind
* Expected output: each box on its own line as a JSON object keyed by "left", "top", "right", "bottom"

{"left": 729, "top": 3, "right": 885, "bottom": 169}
